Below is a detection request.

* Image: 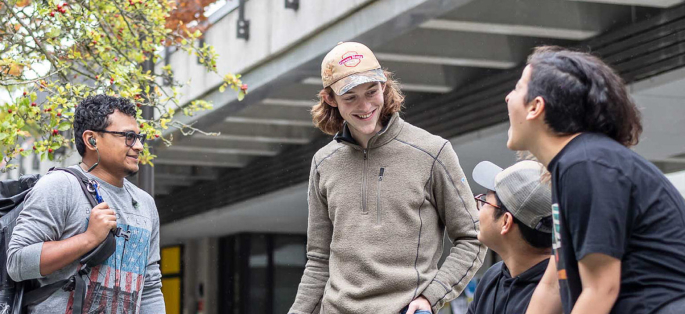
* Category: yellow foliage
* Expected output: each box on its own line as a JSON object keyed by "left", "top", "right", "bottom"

{"left": 0, "top": 0, "right": 245, "bottom": 170}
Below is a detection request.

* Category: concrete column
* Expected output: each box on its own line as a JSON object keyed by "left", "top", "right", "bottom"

{"left": 182, "top": 237, "right": 220, "bottom": 314}
{"left": 183, "top": 239, "right": 198, "bottom": 314}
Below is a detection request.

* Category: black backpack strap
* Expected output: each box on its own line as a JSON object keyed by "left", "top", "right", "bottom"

{"left": 49, "top": 167, "right": 98, "bottom": 208}
{"left": 21, "top": 278, "right": 72, "bottom": 309}
{"left": 22, "top": 167, "right": 116, "bottom": 314}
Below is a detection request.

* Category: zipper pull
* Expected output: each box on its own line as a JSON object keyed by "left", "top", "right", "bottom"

{"left": 363, "top": 149, "right": 368, "bottom": 160}
{"left": 378, "top": 167, "right": 384, "bottom": 181}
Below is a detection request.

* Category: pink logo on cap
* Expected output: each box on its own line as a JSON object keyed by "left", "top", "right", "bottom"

{"left": 339, "top": 51, "right": 364, "bottom": 67}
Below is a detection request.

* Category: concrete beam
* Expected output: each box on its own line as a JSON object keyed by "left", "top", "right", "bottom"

{"left": 439, "top": 0, "right": 632, "bottom": 36}
{"left": 163, "top": 137, "right": 284, "bottom": 156}
{"left": 420, "top": 19, "right": 598, "bottom": 40}
{"left": 224, "top": 116, "right": 315, "bottom": 127}
{"left": 196, "top": 134, "right": 310, "bottom": 145}
{"left": 375, "top": 52, "right": 517, "bottom": 69}
{"left": 398, "top": 83, "right": 452, "bottom": 93}
{"left": 262, "top": 98, "right": 316, "bottom": 108}
{"left": 164, "top": 145, "right": 279, "bottom": 157}
{"left": 652, "top": 158, "right": 685, "bottom": 164}
{"left": 569, "top": 0, "right": 684, "bottom": 8}
{"left": 376, "top": 29, "right": 537, "bottom": 69}
{"left": 210, "top": 122, "right": 319, "bottom": 141}
{"left": 153, "top": 159, "right": 246, "bottom": 168}
{"left": 236, "top": 104, "right": 313, "bottom": 122}
{"left": 153, "top": 151, "right": 251, "bottom": 168}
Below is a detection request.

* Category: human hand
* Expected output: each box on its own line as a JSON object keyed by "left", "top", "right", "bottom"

{"left": 84, "top": 202, "right": 117, "bottom": 244}
{"left": 405, "top": 295, "right": 432, "bottom": 314}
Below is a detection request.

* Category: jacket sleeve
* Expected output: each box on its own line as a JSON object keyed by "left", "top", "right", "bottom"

{"left": 289, "top": 158, "right": 332, "bottom": 314}
{"left": 140, "top": 200, "right": 166, "bottom": 314}
{"left": 7, "top": 172, "right": 73, "bottom": 281}
{"left": 422, "top": 142, "right": 487, "bottom": 312}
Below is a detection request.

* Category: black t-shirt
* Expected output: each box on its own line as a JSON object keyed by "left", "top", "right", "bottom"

{"left": 467, "top": 259, "right": 548, "bottom": 314}
{"left": 549, "top": 133, "right": 685, "bottom": 314}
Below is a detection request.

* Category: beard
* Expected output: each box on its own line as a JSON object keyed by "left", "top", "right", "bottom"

{"left": 126, "top": 168, "right": 139, "bottom": 177}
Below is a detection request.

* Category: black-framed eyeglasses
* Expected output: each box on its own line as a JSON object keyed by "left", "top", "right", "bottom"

{"left": 474, "top": 193, "right": 501, "bottom": 210}
{"left": 92, "top": 130, "right": 146, "bottom": 147}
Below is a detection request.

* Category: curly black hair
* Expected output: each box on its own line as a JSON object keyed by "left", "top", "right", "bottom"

{"left": 74, "top": 95, "right": 137, "bottom": 156}
{"left": 526, "top": 46, "right": 642, "bottom": 147}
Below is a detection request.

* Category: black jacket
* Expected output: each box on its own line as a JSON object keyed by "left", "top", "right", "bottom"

{"left": 467, "top": 259, "right": 548, "bottom": 314}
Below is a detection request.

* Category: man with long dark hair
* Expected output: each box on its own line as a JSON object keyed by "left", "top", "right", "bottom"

{"left": 504, "top": 46, "right": 685, "bottom": 314}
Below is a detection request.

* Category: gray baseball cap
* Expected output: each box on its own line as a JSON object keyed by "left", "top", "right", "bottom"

{"left": 472, "top": 160, "right": 552, "bottom": 233}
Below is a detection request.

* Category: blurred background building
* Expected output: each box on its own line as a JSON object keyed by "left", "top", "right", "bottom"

{"left": 4, "top": 0, "right": 685, "bottom": 313}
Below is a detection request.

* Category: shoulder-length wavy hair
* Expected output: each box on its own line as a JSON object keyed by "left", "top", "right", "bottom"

{"left": 526, "top": 46, "right": 642, "bottom": 147}
{"left": 311, "top": 70, "right": 405, "bottom": 135}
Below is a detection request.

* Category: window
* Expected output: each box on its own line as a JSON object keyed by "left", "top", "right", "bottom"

{"left": 219, "top": 233, "right": 306, "bottom": 313}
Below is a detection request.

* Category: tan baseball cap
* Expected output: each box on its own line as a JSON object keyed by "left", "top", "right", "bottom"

{"left": 321, "top": 42, "right": 387, "bottom": 96}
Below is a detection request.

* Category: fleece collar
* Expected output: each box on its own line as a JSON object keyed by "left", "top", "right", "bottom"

{"left": 333, "top": 112, "right": 403, "bottom": 149}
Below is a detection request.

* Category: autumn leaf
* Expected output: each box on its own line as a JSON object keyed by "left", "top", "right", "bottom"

{"left": 15, "top": 0, "right": 30, "bottom": 8}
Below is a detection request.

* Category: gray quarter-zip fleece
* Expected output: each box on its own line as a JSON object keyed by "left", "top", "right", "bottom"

{"left": 289, "top": 113, "right": 486, "bottom": 314}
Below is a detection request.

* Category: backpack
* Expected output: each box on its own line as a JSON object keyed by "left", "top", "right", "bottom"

{"left": 0, "top": 167, "right": 116, "bottom": 314}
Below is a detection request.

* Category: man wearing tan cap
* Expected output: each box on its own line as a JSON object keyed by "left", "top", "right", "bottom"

{"left": 289, "top": 42, "right": 486, "bottom": 314}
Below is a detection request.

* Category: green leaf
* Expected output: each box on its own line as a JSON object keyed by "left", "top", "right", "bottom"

{"left": 58, "top": 122, "right": 71, "bottom": 131}
{"left": 0, "top": 133, "right": 7, "bottom": 141}
{"left": 47, "top": 28, "right": 61, "bottom": 38}
{"left": 237, "top": 90, "right": 245, "bottom": 101}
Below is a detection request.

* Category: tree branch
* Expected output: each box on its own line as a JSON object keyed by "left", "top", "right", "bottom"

{"left": 0, "top": 0, "right": 69, "bottom": 82}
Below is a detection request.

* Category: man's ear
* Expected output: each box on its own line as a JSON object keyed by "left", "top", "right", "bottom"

{"left": 83, "top": 131, "right": 97, "bottom": 150}
{"left": 501, "top": 212, "right": 514, "bottom": 235}
{"left": 526, "top": 96, "right": 545, "bottom": 122}
{"left": 323, "top": 93, "right": 338, "bottom": 108}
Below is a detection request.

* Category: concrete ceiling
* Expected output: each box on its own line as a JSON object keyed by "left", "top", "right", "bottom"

{"left": 151, "top": 0, "right": 674, "bottom": 200}
{"left": 571, "top": 0, "right": 685, "bottom": 8}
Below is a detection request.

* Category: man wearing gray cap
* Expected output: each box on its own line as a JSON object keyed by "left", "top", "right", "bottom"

{"left": 468, "top": 160, "right": 553, "bottom": 314}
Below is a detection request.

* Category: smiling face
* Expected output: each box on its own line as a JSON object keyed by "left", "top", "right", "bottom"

{"left": 505, "top": 65, "right": 535, "bottom": 151}
{"left": 95, "top": 110, "right": 143, "bottom": 177}
{"left": 329, "top": 81, "right": 385, "bottom": 145}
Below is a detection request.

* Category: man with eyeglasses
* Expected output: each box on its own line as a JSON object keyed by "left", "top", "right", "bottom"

{"left": 7, "top": 95, "right": 165, "bottom": 313}
{"left": 467, "top": 160, "right": 552, "bottom": 314}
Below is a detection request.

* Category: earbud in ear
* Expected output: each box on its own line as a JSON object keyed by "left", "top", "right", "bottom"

{"left": 89, "top": 138, "right": 97, "bottom": 147}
